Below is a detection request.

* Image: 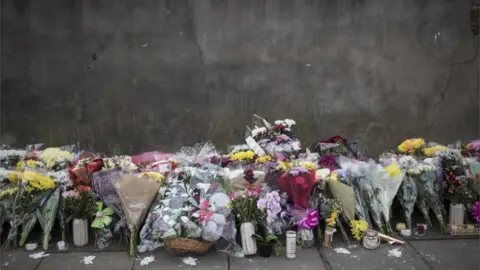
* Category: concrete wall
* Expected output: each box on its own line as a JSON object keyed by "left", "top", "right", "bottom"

{"left": 1, "top": 0, "right": 479, "bottom": 155}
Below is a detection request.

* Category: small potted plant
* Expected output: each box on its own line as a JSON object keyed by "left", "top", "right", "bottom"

{"left": 252, "top": 233, "right": 279, "bottom": 258}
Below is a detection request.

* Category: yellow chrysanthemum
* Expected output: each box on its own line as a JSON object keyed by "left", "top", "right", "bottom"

{"left": 423, "top": 145, "right": 448, "bottom": 157}
{"left": 230, "top": 150, "right": 255, "bottom": 161}
{"left": 300, "top": 162, "right": 315, "bottom": 171}
{"left": 8, "top": 173, "right": 20, "bottom": 184}
{"left": 39, "top": 148, "right": 73, "bottom": 169}
{"left": 278, "top": 161, "right": 291, "bottom": 172}
{"left": 326, "top": 217, "right": 336, "bottom": 227}
{"left": 21, "top": 171, "right": 56, "bottom": 191}
{"left": 412, "top": 138, "right": 425, "bottom": 149}
{"left": 15, "top": 161, "right": 25, "bottom": 171}
{"left": 255, "top": 155, "right": 272, "bottom": 164}
{"left": 350, "top": 219, "right": 368, "bottom": 241}
{"left": 26, "top": 160, "right": 37, "bottom": 168}
{"left": 331, "top": 212, "right": 338, "bottom": 219}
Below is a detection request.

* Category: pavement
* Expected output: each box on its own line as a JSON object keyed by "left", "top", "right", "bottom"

{"left": 1, "top": 238, "right": 478, "bottom": 270}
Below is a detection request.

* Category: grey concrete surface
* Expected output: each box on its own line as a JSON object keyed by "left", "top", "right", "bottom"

{"left": 1, "top": 0, "right": 479, "bottom": 155}
{"left": 409, "top": 239, "right": 480, "bottom": 270}
{"left": 1, "top": 239, "right": 479, "bottom": 270}
{"left": 230, "top": 248, "right": 326, "bottom": 270}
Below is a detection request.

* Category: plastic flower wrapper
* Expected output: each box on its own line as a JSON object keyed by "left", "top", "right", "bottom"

{"left": 412, "top": 163, "right": 447, "bottom": 233}
{"left": 185, "top": 163, "right": 226, "bottom": 198}
{"left": 465, "top": 157, "right": 480, "bottom": 196}
{"left": 337, "top": 156, "right": 372, "bottom": 225}
{"left": 370, "top": 163, "right": 405, "bottom": 235}
{"left": 131, "top": 151, "right": 174, "bottom": 167}
{"left": 472, "top": 201, "right": 480, "bottom": 223}
{"left": 396, "top": 155, "right": 419, "bottom": 229}
{"left": 358, "top": 163, "right": 386, "bottom": 233}
{"left": 292, "top": 207, "right": 319, "bottom": 248}
{"left": 226, "top": 165, "right": 266, "bottom": 192}
{"left": 114, "top": 174, "right": 162, "bottom": 256}
{"left": 0, "top": 149, "right": 26, "bottom": 170}
{"left": 315, "top": 136, "right": 355, "bottom": 157}
{"left": 39, "top": 147, "right": 74, "bottom": 171}
{"left": 36, "top": 188, "right": 61, "bottom": 250}
{"left": 138, "top": 171, "right": 191, "bottom": 253}
{"left": 69, "top": 154, "right": 104, "bottom": 186}
{"left": 173, "top": 142, "right": 218, "bottom": 165}
{"left": 327, "top": 171, "right": 355, "bottom": 222}
{"left": 92, "top": 168, "right": 127, "bottom": 234}
{"left": 91, "top": 202, "right": 114, "bottom": 249}
{"left": 378, "top": 152, "right": 399, "bottom": 167}
{"left": 3, "top": 171, "right": 55, "bottom": 249}
{"left": 277, "top": 165, "right": 316, "bottom": 209}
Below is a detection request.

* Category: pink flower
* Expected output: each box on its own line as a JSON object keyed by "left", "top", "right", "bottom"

{"left": 472, "top": 201, "right": 480, "bottom": 223}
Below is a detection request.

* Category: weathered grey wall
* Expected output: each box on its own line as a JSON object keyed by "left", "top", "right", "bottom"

{"left": 1, "top": 0, "right": 479, "bottom": 155}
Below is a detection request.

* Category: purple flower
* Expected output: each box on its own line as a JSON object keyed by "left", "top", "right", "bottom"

{"left": 289, "top": 169, "right": 300, "bottom": 176}
{"left": 257, "top": 198, "right": 267, "bottom": 210}
{"left": 472, "top": 201, "right": 480, "bottom": 223}
{"left": 264, "top": 161, "right": 277, "bottom": 171}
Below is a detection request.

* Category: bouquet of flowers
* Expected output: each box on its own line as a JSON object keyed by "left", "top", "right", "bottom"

{"left": 114, "top": 174, "right": 163, "bottom": 256}
{"left": 63, "top": 185, "right": 96, "bottom": 220}
{"left": 439, "top": 150, "right": 475, "bottom": 207}
{"left": 277, "top": 163, "right": 316, "bottom": 209}
{"left": 336, "top": 156, "right": 372, "bottom": 225}
{"left": 227, "top": 165, "right": 266, "bottom": 192}
{"left": 315, "top": 136, "right": 356, "bottom": 157}
{"left": 39, "top": 147, "right": 74, "bottom": 170}
{"left": 3, "top": 171, "right": 56, "bottom": 248}
{"left": 370, "top": 163, "right": 405, "bottom": 234}
{"left": 396, "top": 155, "right": 420, "bottom": 230}
{"left": 350, "top": 219, "right": 368, "bottom": 241}
{"left": 319, "top": 198, "right": 343, "bottom": 248}
{"left": 397, "top": 138, "right": 425, "bottom": 155}
{"left": 465, "top": 140, "right": 480, "bottom": 159}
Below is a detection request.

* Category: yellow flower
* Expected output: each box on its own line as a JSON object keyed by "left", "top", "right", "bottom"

{"left": 331, "top": 211, "right": 338, "bottom": 219}
{"left": 423, "top": 145, "right": 447, "bottom": 157}
{"left": 26, "top": 160, "right": 37, "bottom": 168}
{"left": 39, "top": 148, "right": 73, "bottom": 169}
{"left": 8, "top": 173, "right": 20, "bottom": 184}
{"left": 0, "top": 187, "right": 18, "bottom": 198}
{"left": 230, "top": 150, "right": 255, "bottom": 161}
{"left": 15, "top": 160, "right": 25, "bottom": 171}
{"left": 255, "top": 155, "right": 272, "bottom": 164}
{"left": 412, "top": 138, "right": 425, "bottom": 149}
{"left": 138, "top": 172, "right": 165, "bottom": 181}
{"left": 225, "top": 201, "right": 232, "bottom": 209}
{"left": 350, "top": 219, "right": 368, "bottom": 241}
{"left": 326, "top": 217, "right": 336, "bottom": 227}
{"left": 21, "top": 171, "right": 56, "bottom": 191}
{"left": 300, "top": 162, "right": 315, "bottom": 171}
{"left": 278, "top": 161, "right": 291, "bottom": 172}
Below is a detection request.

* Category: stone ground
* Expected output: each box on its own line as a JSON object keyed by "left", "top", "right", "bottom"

{"left": 1, "top": 238, "right": 478, "bottom": 270}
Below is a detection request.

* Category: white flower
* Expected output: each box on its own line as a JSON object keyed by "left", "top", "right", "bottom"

{"left": 284, "top": 119, "right": 296, "bottom": 127}
{"left": 284, "top": 127, "right": 291, "bottom": 132}
{"left": 252, "top": 127, "right": 267, "bottom": 137}
{"left": 162, "top": 215, "right": 170, "bottom": 222}
{"left": 192, "top": 212, "right": 200, "bottom": 218}
{"left": 275, "top": 120, "right": 284, "bottom": 125}
{"left": 180, "top": 216, "right": 189, "bottom": 223}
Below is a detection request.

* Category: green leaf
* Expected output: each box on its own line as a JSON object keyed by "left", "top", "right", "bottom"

{"left": 266, "top": 234, "right": 278, "bottom": 243}
{"left": 252, "top": 234, "right": 266, "bottom": 243}
{"left": 96, "top": 202, "right": 103, "bottom": 212}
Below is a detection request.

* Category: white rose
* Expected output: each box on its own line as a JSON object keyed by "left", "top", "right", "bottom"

{"left": 285, "top": 119, "right": 296, "bottom": 127}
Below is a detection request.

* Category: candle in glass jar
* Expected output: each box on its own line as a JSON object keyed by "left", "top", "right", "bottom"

{"left": 286, "top": 231, "right": 296, "bottom": 260}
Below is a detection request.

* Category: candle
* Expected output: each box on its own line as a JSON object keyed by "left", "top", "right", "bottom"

{"left": 286, "top": 231, "right": 296, "bottom": 260}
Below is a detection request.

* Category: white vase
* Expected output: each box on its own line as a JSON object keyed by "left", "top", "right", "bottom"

{"left": 72, "top": 219, "right": 89, "bottom": 247}
{"left": 240, "top": 222, "right": 257, "bottom": 255}
{"left": 449, "top": 203, "right": 464, "bottom": 225}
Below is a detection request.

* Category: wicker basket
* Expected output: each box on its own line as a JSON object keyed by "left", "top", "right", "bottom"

{"left": 165, "top": 238, "right": 213, "bottom": 254}
{"left": 447, "top": 224, "right": 480, "bottom": 236}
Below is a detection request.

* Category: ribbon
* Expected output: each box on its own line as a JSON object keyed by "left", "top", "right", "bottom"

{"left": 297, "top": 209, "right": 319, "bottom": 230}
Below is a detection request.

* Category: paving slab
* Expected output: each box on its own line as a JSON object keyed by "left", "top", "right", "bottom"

{"left": 1, "top": 251, "right": 44, "bottom": 270}
{"left": 36, "top": 252, "right": 135, "bottom": 270}
{"left": 409, "top": 239, "right": 480, "bottom": 270}
{"left": 229, "top": 248, "right": 326, "bottom": 270}
{"left": 133, "top": 250, "right": 228, "bottom": 270}
{"left": 324, "top": 243, "right": 429, "bottom": 270}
